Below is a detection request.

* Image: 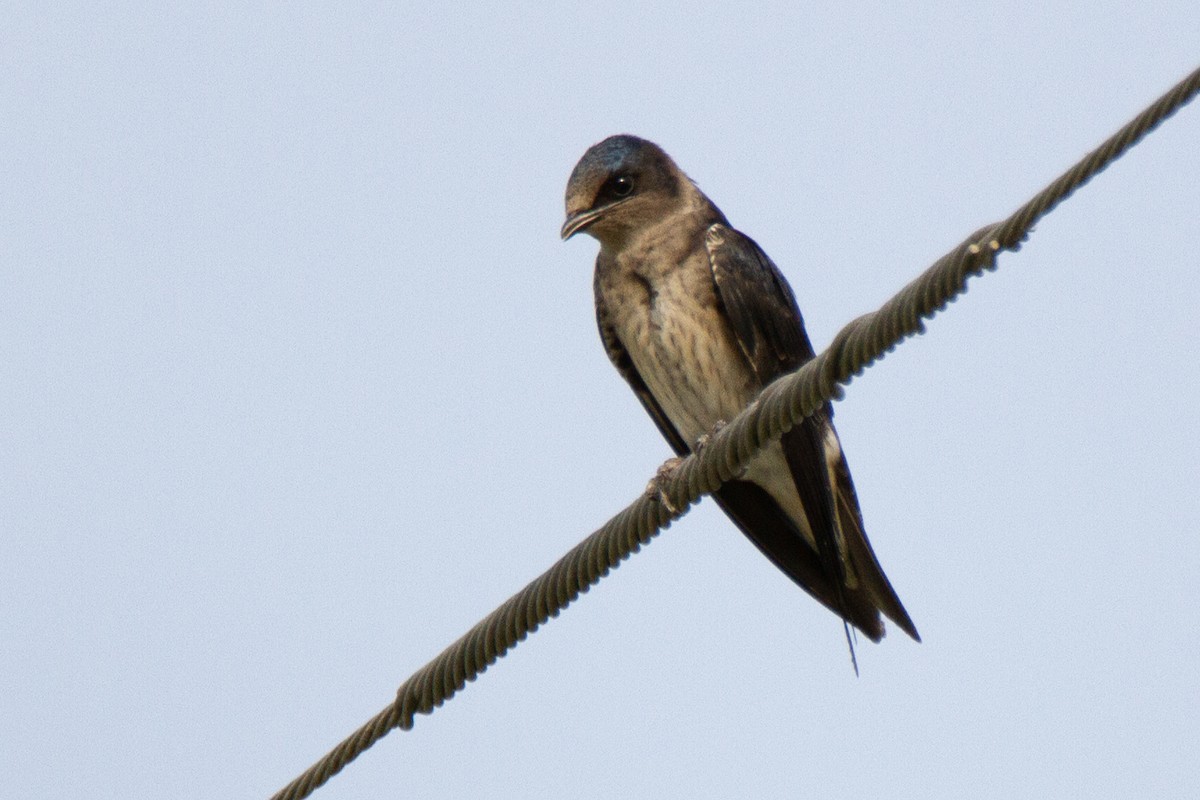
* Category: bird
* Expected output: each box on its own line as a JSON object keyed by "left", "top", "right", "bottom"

{"left": 561, "top": 134, "right": 919, "bottom": 655}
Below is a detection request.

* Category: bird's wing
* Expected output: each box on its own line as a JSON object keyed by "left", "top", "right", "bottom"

{"left": 705, "top": 225, "right": 846, "bottom": 573}
{"left": 706, "top": 223, "right": 918, "bottom": 642}
{"left": 704, "top": 224, "right": 817, "bottom": 378}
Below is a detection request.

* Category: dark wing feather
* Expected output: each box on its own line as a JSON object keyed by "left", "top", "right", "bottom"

{"left": 706, "top": 223, "right": 918, "bottom": 642}
{"left": 831, "top": 444, "right": 921, "bottom": 640}
{"left": 709, "top": 481, "right": 888, "bottom": 641}
{"left": 705, "top": 225, "right": 848, "bottom": 584}
{"left": 703, "top": 225, "right": 816, "bottom": 378}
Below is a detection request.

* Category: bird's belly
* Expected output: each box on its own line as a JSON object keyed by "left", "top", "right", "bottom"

{"left": 622, "top": 295, "right": 817, "bottom": 549}
{"left": 608, "top": 276, "right": 817, "bottom": 550}
{"left": 620, "top": 290, "right": 753, "bottom": 446}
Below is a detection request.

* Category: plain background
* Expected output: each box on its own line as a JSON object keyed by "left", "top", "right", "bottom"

{"left": 4, "top": 4, "right": 1199, "bottom": 798}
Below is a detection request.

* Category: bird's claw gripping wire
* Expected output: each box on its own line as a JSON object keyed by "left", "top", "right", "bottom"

{"left": 645, "top": 456, "right": 686, "bottom": 515}
{"left": 645, "top": 419, "right": 729, "bottom": 515}
{"left": 693, "top": 419, "right": 728, "bottom": 454}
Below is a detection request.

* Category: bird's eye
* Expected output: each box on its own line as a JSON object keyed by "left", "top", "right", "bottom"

{"left": 610, "top": 175, "right": 634, "bottom": 197}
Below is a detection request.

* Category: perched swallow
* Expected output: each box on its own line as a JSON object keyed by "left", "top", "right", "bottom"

{"left": 562, "top": 134, "right": 919, "bottom": 650}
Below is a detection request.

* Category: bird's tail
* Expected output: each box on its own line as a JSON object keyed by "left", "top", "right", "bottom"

{"left": 832, "top": 457, "right": 921, "bottom": 642}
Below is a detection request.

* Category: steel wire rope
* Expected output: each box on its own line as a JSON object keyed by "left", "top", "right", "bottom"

{"left": 271, "top": 64, "right": 1200, "bottom": 800}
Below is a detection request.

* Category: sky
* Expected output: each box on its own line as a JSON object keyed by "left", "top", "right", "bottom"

{"left": 4, "top": 3, "right": 1199, "bottom": 799}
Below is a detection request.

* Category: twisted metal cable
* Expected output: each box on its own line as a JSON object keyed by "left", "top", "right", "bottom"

{"left": 271, "top": 64, "right": 1200, "bottom": 800}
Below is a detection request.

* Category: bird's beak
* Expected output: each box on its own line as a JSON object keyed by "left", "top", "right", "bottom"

{"left": 560, "top": 207, "right": 604, "bottom": 240}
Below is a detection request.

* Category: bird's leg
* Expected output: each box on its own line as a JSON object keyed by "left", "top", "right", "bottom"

{"left": 644, "top": 456, "right": 686, "bottom": 515}
{"left": 645, "top": 418, "right": 729, "bottom": 515}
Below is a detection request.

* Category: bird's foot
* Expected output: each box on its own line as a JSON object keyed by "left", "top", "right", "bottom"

{"left": 645, "top": 456, "right": 686, "bottom": 515}
{"left": 693, "top": 419, "right": 728, "bottom": 453}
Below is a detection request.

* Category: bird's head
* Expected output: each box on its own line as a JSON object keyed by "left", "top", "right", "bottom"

{"left": 560, "top": 134, "right": 684, "bottom": 246}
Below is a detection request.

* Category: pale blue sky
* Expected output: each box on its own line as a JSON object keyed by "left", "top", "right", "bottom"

{"left": 4, "top": 4, "right": 1199, "bottom": 798}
